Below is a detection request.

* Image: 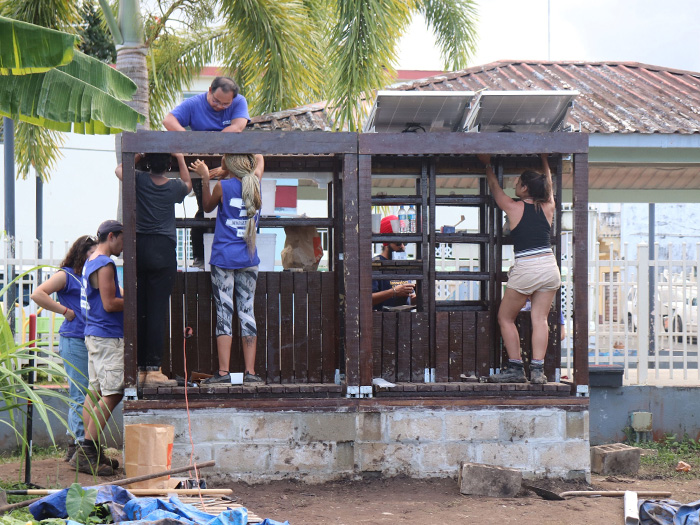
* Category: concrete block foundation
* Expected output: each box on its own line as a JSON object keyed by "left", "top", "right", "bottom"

{"left": 124, "top": 406, "right": 590, "bottom": 484}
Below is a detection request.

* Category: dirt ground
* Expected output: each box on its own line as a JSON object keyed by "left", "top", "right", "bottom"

{"left": 3, "top": 458, "right": 700, "bottom": 524}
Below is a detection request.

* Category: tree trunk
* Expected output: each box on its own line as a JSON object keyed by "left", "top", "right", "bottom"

{"left": 115, "top": 44, "right": 149, "bottom": 221}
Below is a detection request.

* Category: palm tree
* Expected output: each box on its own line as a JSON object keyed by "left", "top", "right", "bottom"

{"left": 3, "top": 0, "right": 478, "bottom": 178}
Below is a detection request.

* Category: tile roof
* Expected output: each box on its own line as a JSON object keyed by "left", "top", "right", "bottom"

{"left": 247, "top": 61, "right": 700, "bottom": 135}
{"left": 246, "top": 102, "right": 332, "bottom": 132}
{"left": 390, "top": 60, "right": 700, "bottom": 134}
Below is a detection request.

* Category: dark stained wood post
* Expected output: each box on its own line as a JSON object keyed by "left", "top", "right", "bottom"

{"left": 121, "top": 149, "right": 137, "bottom": 391}
{"left": 358, "top": 154, "right": 374, "bottom": 388}
{"left": 343, "top": 153, "right": 360, "bottom": 389}
{"left": 572, "top": 151, "right": 589, "bottom": 391}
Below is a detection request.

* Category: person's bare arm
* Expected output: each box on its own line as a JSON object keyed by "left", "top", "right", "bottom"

{"left": 190, "top": 160, "right": 222, "bottom": 213}
{"left": 372, "top": 283, "right": 414, "bottom": 306}
{"left": 174, "top": 153, "right": 192, "bottom": 193}
{"left": 478, "top": 154, "right": 518, "bottom": 214}
{"left": 254, "top": 154, "right": 265, "bottom": 181}
{"left": 97, "top": 265, "right": 124, "bottom": 312}
{"left": 115, "top": 153, "right": 144, "bottom": 181}
{"left": 163, "top": 113, "right": 186, "bottom": 131}
{"left": 222, "top": 117, "right": 248, "bottom": 133}
{"left": 31, "top": 271, "right": 76, "bottom": 321}
{"left": 540, "top": 153, "right": 555, "bottom": 204}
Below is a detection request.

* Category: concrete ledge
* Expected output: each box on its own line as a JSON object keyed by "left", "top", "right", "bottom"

{"left": 125, "top": 405, "right": 590, "bottom": 484}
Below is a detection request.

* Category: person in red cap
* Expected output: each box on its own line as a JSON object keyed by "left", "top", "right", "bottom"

{"left": 372, "top": 215, "right": 416, "bottom": 311}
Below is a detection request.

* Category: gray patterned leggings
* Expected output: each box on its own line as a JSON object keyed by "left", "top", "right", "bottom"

{"left": 210, "top": 265, "right": 258, "bottom": 337}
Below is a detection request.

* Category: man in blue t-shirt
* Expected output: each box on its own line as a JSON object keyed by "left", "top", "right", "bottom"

{"left": 163, "top": 76, "right": 251, "bottom": 267}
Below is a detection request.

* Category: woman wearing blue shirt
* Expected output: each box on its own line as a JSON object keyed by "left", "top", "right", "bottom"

{"left": 190, "top": 154, "right": 264, "bottom": 384}
{"left": 31, "top": 235, "right": 97, "bottom": 461}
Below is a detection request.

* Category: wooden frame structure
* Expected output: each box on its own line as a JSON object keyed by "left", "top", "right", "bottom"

{"left": 120, "top": 130, "right": 589, "bottom": 403}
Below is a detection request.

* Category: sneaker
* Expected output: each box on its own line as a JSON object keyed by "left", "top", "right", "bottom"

{"left": 201, "top": 372, "right": 231, "bottom": 385}
{"left": 530, "top": 364, "right": 547, "bottom": 385}
{"left": 143, "top": 367, "right": 178, "bottom": 387}
{"left": 192, "top": 257, "right": 205, "bottom": 269}
{"left": 243, "top": 372, "right": 263, "bottom": 384}
{"left": 64, "top": 442, "right": 76, "bottom": 462}
{"left": 68, "top": 442, "right": 114, "bottom": 476}
{"left": 488, "top": 363, "right": 528, "bottom": 383}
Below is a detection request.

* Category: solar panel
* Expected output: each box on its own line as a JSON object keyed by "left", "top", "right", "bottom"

{"left": 363, "top": 91, "right": 475, "bottom": 132}
{"left": 464, "top": 90, "right": 579, "bottom": 133}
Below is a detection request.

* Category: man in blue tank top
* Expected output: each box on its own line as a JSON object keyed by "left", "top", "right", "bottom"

{"left": 163, "top": 77, "right": 250, "bottom": 267}
{"left": 69, "top": 220, "right": 124, "bottom": 476}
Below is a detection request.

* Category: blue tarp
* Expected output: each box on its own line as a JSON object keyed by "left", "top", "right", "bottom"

{"left": 28, "top": 486, "right": 289, "bottom": 525}
{"left": 640, "top": 499, "right": 700, "bottom": 525}
{"left": 29, "top": 485, "right": 134, "bottom": 520}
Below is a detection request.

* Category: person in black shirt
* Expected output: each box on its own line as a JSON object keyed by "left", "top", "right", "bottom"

{"left": 372, "top": 215, "right": 415, "bottom": 311}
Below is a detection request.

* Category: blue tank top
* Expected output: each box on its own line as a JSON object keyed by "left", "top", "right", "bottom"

{"left": 81, "top": 255, "right": 123, "bottom": 338}
{"left": 210, "top": 178, "right": 260, "bottom": 270}
{"left": 56, "top": 267, "right": 86, "bottom": 338}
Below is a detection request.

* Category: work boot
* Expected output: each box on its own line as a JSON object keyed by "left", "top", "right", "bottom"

{"left": 530, "top": 364, "right": 547, "bottom": 385}
{"left": 68, "top": 441, "right": 114, "bottom": 476}
{"left": 64, "top": 442, "right": 77, "bottom": 462}
{"left": 488, "top": 362, "right": 528, "bottom": 383}
{"left": 143, "top": 367, "right": 178, "bottom": 387}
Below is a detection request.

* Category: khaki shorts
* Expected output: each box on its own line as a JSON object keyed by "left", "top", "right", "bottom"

{"left": 506, "top": 255, "right": 561, "bottom": 296}
{"left": 85, "top": 336, "right": 124, "bottom": 396}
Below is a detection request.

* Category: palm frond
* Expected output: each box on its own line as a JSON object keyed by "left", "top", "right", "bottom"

{"left": 148, "top": 26, "right": 227, "bottom": 127}
{"left": 14, "top": 123, "right": 65, "bottom": 181}
{"left": 218, "top": 0, "right": 322, "bottom": 115}
{"left": 417, "top": 0, "right": 478, "bottom": 71}
{"left": 326, "top": 0, "right": 413, "bottom": 131}
{"left": 0, "top": 16, "right": 77, "bottom": 75}
{"left": 0, "top": 0, "right": 81, "bottom": 31}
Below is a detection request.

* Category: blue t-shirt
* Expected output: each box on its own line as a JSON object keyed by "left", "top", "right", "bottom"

{"left": 170, "top": 92, "right": 250, "bottom": 131}
{"left": 210, "top": 178, "right": 260, "bottom": 270}
{"left": 56, "top": 267, "right": 86, "bottom": 338}
{"left": 81, "top": 255, "right": 124, "bottom": 338}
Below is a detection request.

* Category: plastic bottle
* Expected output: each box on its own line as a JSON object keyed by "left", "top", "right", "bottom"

{"left": 407, "top": 205, "right": 417, "bottom": 233}
{"left": 398, "top": 205, "right": 407, "bottom": 233}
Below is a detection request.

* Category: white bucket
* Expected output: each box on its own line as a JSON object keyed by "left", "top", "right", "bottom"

{"left": 256, "top": 233, "right": 277, "bottom": 271}
{"left": 204, "top": 232, "right": 276, "bottom": 272}
{"left": 261, "top": 180, "right": 277, "bottom": 216}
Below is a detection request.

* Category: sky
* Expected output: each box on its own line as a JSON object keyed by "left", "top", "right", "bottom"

{"left": 397, "top": 0, "right": 700, "bottom": 73}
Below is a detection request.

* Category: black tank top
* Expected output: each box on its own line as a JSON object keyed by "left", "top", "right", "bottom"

{"left": 510, "top": 202, "right": 552, "bottom": 258}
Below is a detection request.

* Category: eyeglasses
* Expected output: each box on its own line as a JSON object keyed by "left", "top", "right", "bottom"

{"left": 209, "top": 92, "right": 233, "bottom": 109}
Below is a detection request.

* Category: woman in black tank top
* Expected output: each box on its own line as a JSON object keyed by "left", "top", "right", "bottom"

{"left": 478, "top": 154, "right": 561, "bottom": 385}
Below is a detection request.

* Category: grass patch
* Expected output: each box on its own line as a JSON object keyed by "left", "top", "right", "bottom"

{"left": 0, "top": 446, "right": 63, "bottom": 465}
{"left": 636, "top": 434, "right": 700, "bottom": 479}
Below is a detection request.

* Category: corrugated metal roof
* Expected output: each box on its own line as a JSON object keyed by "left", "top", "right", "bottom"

{"left": 391, "top": 60, "right": 700, "bottom": 134}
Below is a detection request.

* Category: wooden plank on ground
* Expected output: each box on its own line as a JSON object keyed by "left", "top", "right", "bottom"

{"left": 396, "top": 312, "right": 411, "bottom": 382}
{"left": 279, "top": 272, "right": 295, "bottom": 383}
{"left": 293, "top": 272, "right": 309, "bottom": 383}
{"left": 412, "top": 312, "right": 428, "bottom": 382}
{"left": 306, "top": 272, "right": 322, "bottom": 383}
{"left": 381, "top": 312, "right": 397, "bottom": 381}
{"left": 266, "top": 273, "right": 281, "bottom": 383}
{"left": 435, "top": 312, "right": 449, "bottom": 382}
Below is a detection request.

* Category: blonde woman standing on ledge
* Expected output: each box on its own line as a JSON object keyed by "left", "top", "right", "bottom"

{"left": 478, "top": 154, "right": 561, "bottom": 384}
{"left": 190, "top": 154, "right": 265, "bottom": 384}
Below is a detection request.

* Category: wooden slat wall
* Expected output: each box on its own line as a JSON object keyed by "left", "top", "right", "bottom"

{"left": 164, "top": 271, "right": 339, "bottom": 383}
